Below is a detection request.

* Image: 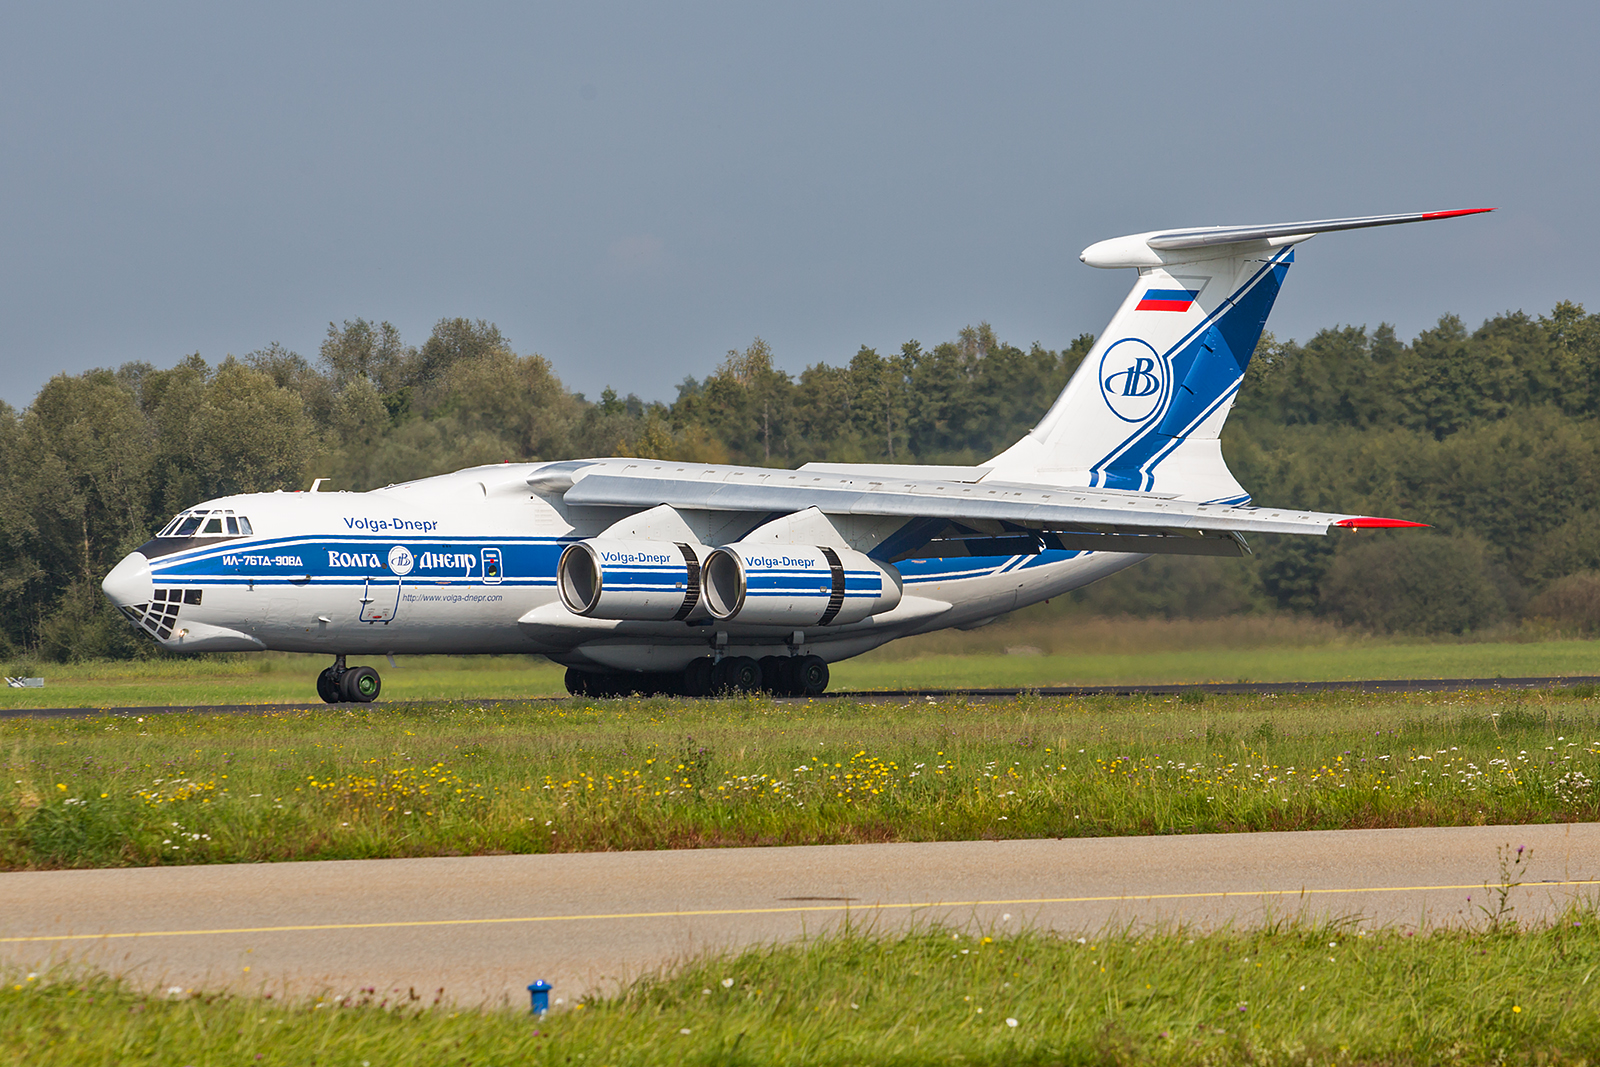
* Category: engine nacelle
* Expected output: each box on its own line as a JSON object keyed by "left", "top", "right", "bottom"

{"left": 557, "top": 539, "right": 708, "bottom": 620}
{"left": 701, "top": 544, "right": 902, "bottom": 626}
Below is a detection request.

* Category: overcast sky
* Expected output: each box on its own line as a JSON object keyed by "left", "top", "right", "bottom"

{"left": 2, "top": 2, "right": 1595, "bottom": 409}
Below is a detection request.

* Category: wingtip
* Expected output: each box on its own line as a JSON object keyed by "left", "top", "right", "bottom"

{"left": 1421, "top": 208, "right": 1495, "bottom": 220}
{"left": 1334, "top": 517, "right": 1431, "bottom": 529}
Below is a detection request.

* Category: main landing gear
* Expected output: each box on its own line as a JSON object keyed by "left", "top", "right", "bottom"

{"left": 317, "top": 654, "right": 382, "bottom": 704}
{"left": 564, "top": 654, "right": 829, "bottom": 699}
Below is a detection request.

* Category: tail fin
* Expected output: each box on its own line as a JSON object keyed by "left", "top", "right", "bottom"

{"left": 983, "top": 209, "right": 1491, "bottom": 501}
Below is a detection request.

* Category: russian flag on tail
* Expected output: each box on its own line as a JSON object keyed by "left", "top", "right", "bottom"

{"left": 1136, "top": 288, "right": 1200, "bottom": 312}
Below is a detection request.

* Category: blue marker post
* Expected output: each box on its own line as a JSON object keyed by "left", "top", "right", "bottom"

{"left": 528, "top": 980, "right": 552, "bottom": 1015}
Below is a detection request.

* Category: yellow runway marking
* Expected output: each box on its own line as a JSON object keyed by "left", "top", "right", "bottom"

{"left": 6, "top": 879, "right": 1599, "bottom": 944}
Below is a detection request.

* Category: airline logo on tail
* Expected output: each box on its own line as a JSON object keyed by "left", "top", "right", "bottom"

{"left": 1098, "top": 338, "right": 1169, "bottom": 423}
{"left": 1136, "top": 288, "right": 1200, "bottom": 312}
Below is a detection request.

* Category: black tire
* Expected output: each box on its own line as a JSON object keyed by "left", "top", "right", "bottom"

{"left": 725, "top": 656, "right": 762, "bottom": 693}
{"left": 772, "top": 657, "right": 802, "bottom": 697}
{"left": 797, "top": 655, "right": 829, "bottom": 696}
{"left": 564, "top": 668, "right": 594, "bottom": 696}
{"left": 647, "top": 671, "right": 682, "bottom": 697}
{"left": 709, "top": 658, "right": 730, "bottom": 693}
{"left": 682, "top": 657, "right": 714, "bottom": 697}
{"left": 787, "top": 659, "right": 812, "bottom": 700}
{"left": 316, "top": 667, "right": 341, "bottom": 703}
{"left": 757, "top": 656, "right": 786, "bottom": 695}
{"left": 340, "top": 665, "right": 381, "bottom": 703}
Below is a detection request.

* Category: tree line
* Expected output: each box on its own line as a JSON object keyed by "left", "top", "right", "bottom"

{"left": 6, "top": 301, "right": 1600, "bottom": 659}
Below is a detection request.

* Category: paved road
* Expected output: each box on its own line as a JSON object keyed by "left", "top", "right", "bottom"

{"left": 6, "top": 674, "right": 1600, "bottom": 718}
{"left": 4, "top": 823, "right": 1597, "bottom": 1006}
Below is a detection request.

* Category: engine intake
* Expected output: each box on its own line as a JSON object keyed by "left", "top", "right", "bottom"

{"left": 557, "top": 539, "right": 708, "bottom": 620}
{"left": 701, "top": 544, "right": 902, "bottom": 626}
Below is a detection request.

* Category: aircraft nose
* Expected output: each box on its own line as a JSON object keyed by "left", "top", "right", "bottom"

{"left": 102, "top": 552, "right": 154, "bottom": 610}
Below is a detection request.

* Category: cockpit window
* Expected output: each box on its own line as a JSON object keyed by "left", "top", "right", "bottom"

{"left": 156, "top": 509, "right": 253, "bottom": 539}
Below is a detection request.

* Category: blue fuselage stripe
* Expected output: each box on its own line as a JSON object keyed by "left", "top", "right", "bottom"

{"left": 147, "top": 534, "right": 1084, "bottom": 590}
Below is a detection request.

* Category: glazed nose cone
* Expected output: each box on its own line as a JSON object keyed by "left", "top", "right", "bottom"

{"left": 102, "top": 552, "right": 153, "bottom": 609}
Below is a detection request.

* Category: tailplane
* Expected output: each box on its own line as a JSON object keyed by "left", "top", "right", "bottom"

{"left": 983, "top": 209, "right": 1491, "bottom": 501}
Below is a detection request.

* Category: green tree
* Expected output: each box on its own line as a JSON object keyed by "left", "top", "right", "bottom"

{"left": 675, "top": 338, "right": 796, "bottom": 465}
{"left": 319, "top": 320, "right": 413, "bottom": 393}
{"left": 0, "top": 371, "right": 156, "bottom": 657}
{"left": 1320, "top": 533, "right": 1506, "bottom": 634}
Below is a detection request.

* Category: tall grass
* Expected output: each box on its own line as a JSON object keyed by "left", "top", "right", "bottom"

{"left": 4, "top": 690, "right": 1599, "bottom": 869}
{"left": 6, "top": 912, "right": 1599, "bottom": 1065}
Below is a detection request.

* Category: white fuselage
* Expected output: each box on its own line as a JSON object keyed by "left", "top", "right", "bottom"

{"left": 102, "top": 462, "right": 1144, "bottom": 671}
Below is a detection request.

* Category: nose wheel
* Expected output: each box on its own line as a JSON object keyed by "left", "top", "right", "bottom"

{"left": 317, "top": 657, "right": 382, "bottom": 704}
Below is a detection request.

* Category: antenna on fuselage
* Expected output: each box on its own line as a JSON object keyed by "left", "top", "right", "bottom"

{"left": 310, "top": 478, "right": 330, "bottom": 492}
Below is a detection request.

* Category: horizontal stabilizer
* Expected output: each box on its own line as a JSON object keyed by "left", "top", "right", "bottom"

{"left": 1081, "top": 208, "right": 1491, "bottom": 269}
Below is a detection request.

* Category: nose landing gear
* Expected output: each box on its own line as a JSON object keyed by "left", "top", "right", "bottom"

{"left": 316, "top": 654, "right": 383, "bottom": 704}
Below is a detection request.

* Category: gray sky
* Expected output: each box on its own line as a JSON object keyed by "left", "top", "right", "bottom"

{"left": 3, "top": 2, "right": 1595, "bottom": 409}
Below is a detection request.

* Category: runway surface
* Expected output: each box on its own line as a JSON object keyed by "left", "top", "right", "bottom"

{"left": 6, "top": 673, "right": 1600, "bottom": 718}
{"left": 4, "top": 823, "right": 1597, "bottom": 1005}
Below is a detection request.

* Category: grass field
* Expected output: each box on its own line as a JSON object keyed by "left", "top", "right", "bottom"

{"left": 0, "top": 653, "right": 572, "bottom": 709}
{"left": 4, "top": 687, "right": 1599, "bottom": 870}
{"left": 7, "top": 913, "right": 1599, "bottom": 1065}
{"left": 4, "top": 616, "right": 1600, "bottom": 710}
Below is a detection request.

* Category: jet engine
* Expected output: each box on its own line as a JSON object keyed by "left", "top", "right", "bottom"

{"left": 557, "top": 539, "right": 708, "bottom": 620}
{"left": 701, "top": 544, "right": 902, "bottom": 626}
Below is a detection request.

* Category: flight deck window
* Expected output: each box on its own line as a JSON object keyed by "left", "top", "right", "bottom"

{"left": 238, "top": 516, "right": 253, "bottom": 535}
{"left": 203, "top": 518, "right": 224, "bottom": 534}
{"left": 175, "top": 515, "right": 204, "bottom": 537}
{"left": 226, "top": 516, "right": 239, "bottom": 534}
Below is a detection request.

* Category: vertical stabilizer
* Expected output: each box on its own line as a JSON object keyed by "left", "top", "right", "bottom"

{"left": 982, "top": 209, "right": 1490, "bottom": 501}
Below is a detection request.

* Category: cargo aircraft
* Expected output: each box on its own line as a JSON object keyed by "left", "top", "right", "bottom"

{"left": 102, "top": 209, "right": 1486, "bottom": 701}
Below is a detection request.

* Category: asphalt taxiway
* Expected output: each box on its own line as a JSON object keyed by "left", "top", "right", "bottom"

{"left": 4, "top": 823, "right": 1596, "bottom": 1005}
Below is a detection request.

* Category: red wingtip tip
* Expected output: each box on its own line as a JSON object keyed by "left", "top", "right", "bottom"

{"left": 1421, "top": 208, "right": 1494, "bottom": 220}
{"left": 1334, "top": 517, "right": 1431, "bottom": 529}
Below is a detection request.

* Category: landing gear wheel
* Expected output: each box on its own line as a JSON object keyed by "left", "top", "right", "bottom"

{"left": 724, "top": 656, "right": 762, "bottom": 694}
{"left": 775, "top": 657, "right": 805, "bottom": 697}
{"left": 316, "top": 667, "right": 341, "bottom": 704}
{"left": 797, "top": 655, "right": 829, "bottom": 696}
{"left": 682, "top": 657, "right": 714, "bottom": 697}
{"left": 340, "top": 665, "right": 381, "bottom": 703}
{"left": 564, "top": 668, "right": 593, "bottom": 696}
{"left": 757, "top": 656, "right": 786, "bottom": 695}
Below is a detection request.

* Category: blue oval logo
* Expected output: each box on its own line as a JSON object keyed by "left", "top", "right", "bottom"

{"left": 1098, "top": 338, "right": 1168, "bottom": 423}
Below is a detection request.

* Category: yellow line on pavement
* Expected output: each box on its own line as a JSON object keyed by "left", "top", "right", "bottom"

{"left": 6, "top": 879, "right": 1599, "bottom": 944}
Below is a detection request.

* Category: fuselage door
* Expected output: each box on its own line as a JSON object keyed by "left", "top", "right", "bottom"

{"left": 482, "top": 547, "right": 503, "bottom": 585}
{"left": 359, "top": 577, "right": 402, "bottom": 622}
